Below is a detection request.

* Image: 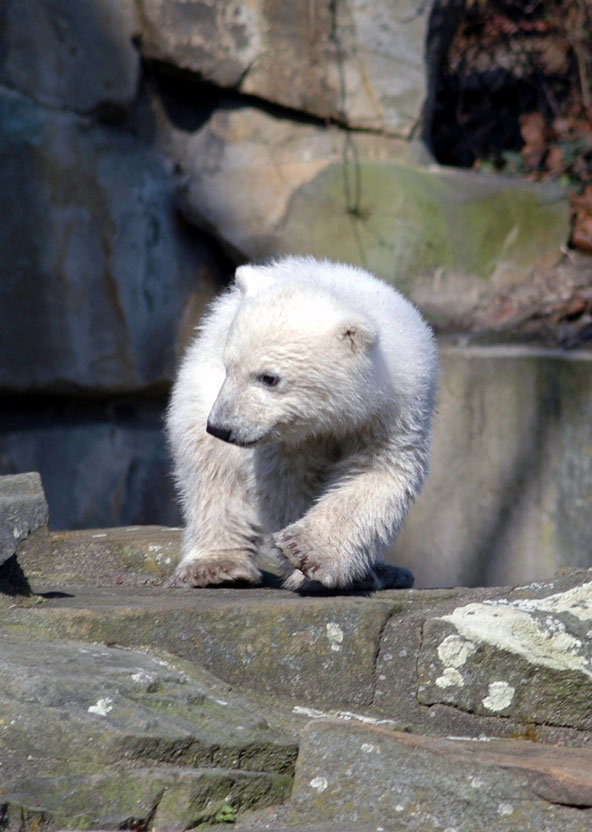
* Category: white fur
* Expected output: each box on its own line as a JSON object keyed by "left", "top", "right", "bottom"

{"left": 166, "top": 256, "right": 438, "bottom": 590}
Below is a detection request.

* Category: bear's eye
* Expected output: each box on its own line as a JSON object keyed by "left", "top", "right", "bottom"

{"left": 258, "top": 373, "right": 280, "bottom": 388}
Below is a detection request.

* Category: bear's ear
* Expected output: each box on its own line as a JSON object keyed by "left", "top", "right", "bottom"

{"left": 235, "top": 265, "right": 274, "bottom": 296}
{"left": 338, "top": 316, "right": 376, "bottom": 353}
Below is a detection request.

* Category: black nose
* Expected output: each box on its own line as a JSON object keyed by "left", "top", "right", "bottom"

{"left": 206, "top": 422, "right": 232, "bottom": 443}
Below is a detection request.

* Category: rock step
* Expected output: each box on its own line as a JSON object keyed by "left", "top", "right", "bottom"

{"left": 290, "top": 719, "right": 592, "bottom": 831}
{"left": 4, "top": 563, "right": 592, "bottom": 746}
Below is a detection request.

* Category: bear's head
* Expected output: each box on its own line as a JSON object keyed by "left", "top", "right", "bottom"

{"left": 206, "top": 263, "right": 382, "bottom": 447}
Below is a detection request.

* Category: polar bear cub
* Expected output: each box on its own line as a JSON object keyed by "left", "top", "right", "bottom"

{"left": 166, "top": 256, "right": 437, "bottom": 591}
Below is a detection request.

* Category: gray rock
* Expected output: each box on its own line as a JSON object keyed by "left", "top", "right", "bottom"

{"left": 0, "top": 0, "right": 140, "bottom": 114}
{"left": 174, "top": 106, "right": 410, "bottom": 256}
{"left": 19, "top": 526, "right": 182, "bottom": 586}
{"left": 9, "top": 534, "right": 592, "bottom": 744}
{"left": 0, "top": 473, "right": 48, "bottom": 566}
{"left": 0, "top": 87, "right": 223, "bottom": 394}
{"left": 138, "top": 0, "right": 429, "bottom": 136}
{"left": 396, "top": 345, "right": 592, "bottom": 587}
{"left": 374, "top": 569, "right": 592, "bottom": 744}
{"left": 290, "top": 719, "right": 592, "bottom": 831}
{"left": 6, "top": 581, "right": 402, "bottom": 713}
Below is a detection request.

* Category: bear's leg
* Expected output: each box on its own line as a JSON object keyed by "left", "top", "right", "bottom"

{"left": 166, "top": 441, "right": 264, "bottom": 588}
{"left": 273, "top": 448, "right": 425, "bottom": 589}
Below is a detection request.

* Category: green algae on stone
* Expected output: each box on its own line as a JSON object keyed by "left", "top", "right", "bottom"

{"left": 273, "top": 162, "right": 569, "bottom": 322}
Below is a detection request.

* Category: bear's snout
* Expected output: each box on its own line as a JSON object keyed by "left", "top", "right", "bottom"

{"left": 206, "top": 422, "right": 233, "bottom": 443}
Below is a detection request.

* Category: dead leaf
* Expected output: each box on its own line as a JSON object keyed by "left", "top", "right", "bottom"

{"left": 571, "top": 215, "right": 592, "bottom": 253}
{"left": 520, "top": 112, "right": 547, "bottom": 169}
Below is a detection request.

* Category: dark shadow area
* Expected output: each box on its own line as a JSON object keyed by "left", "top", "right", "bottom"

{"left": 0, "top": 555, "right": 32, "bottom": 596}
{"left": 148, "top": 60, "right": 333, "bottom": 134}
{"left": 37, "top": 590, "right": 75, "bottom": 599}
{"left": 423, "top": 0, "right": 587, "bottom": 170}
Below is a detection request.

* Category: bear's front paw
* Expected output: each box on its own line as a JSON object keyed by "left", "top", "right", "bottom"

{"left": 273, "top": 528, "right": 339, "bottom": 588}
{"left": 165, "top": 554, "right": 262, "bottom": 588}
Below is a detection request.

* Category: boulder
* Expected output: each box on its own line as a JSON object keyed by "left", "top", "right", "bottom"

{"left": 417, "top": 577, "right": 592, "bottom": 731}
{"left": 20, "top": 526, "right": 182, "bottom": 586}
{"left": 0, "top": 473, "right": 48, "bottom": 566}
{"left": 0, "top": 0, "right": 140, "bottom": 114}
{"left": 175, "top": 105, "right": 410, "bottom": 258}
{"left": 137, "top": 0, "right": 430, "bottom": 136}
{"left": 176, "top": 106, "right": 569, "bottom": 323}
{"left": 0, "top": 88, "right": 223, "bottom": 394}
{"left": 10, "top": 529, "right": 592, "bottom": 744}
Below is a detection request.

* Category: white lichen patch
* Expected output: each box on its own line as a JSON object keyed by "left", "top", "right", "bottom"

{"left": 310, "top": 776, "right": 328, "bottom": 793}
{"left": 435, "top": 667, "right": 464, "bottom": 689}
{"left": 510, "top": 581, "right": 592, "bottom": 621}
{"left": 292, "top": 705, "right": 398, "bottom": 727}
{"left": 88, "top": 697, "right": 113, "bottom": 716}
{"left": 326, "top": 622, "right": 344, "bottom": 652}
{"left": 498, "top": 802, "right": 514, "bottom": 816}
{"left": 482, "top": 681, "right": 515, "bottom": 712}
{"left": 131, "top": 670, "right": 157, "bottom": 685}
{"left": 441, "top": 599, "right": 592, "bottom": 679}
{"left": 437, "top": 634, "right": 477, "bottom": 668}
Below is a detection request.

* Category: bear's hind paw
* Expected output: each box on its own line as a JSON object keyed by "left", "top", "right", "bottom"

{"left": 165, "top": 555, "right": 262, "bottom": 588}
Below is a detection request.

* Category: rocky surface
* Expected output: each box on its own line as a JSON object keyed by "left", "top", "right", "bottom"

{"left": 0, "top": 0, "right": 140, "bottom": 115}
{"left": 1, "top": 0, "right": 585, "bottom": 546}
{"left": 2, "top": 480, "right": 592, "bottom": 830}
{"left": 291, "top": 722, "right": 592, "bottom": 831}
{"left": 0, "top": 634, "right": 295, "bottom": 831}
{"left": 0, "top": 397, "right": 179, "bottom": 530}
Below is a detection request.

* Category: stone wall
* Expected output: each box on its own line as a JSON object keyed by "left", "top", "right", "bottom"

{"left": 398, "top": 345, "right": 592, "bottom": 587}
{"left": 1, "top": 0, "right": 589, "bottom": 586}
